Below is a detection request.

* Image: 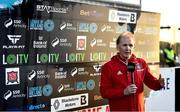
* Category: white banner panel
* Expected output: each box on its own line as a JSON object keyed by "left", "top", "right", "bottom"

{"left": 51, "top": 93, "right": 88, "bottom": 111}
{"left": 145, "top": 68, "right": 175, "bottom": 111}
{"left": 108, "top": 9, "right": 137, "bottom": 23}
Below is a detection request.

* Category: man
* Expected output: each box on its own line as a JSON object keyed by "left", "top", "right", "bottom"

{"left": 100, "top": 31, "right": 165, "bottom": 111}
{"left": 163, "top": 43, "right": 176, "bottom": 67}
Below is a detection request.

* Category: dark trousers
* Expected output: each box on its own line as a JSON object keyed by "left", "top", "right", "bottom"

{"left": 166, "top": 61, "right": 176, "bottom": 67}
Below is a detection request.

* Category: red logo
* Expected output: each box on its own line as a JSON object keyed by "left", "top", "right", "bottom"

{"left": 77, "top": 36, "right": 86, "bottom": 50}
{"left": 7, "top": 71, "right": 18, "bottom": 84}
{"left": 78, "top": 39, "right": 85, "bottom": 48}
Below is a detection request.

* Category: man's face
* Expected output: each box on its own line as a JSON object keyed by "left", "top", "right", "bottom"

{"left": 117, "top": 37, "right": 135, "bottom": 59}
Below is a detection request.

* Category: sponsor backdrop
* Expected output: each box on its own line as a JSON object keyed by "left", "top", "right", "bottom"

{"left": 0, "top": 0, "right": 160, "bottom": 111}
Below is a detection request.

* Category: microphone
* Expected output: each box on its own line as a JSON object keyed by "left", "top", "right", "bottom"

{"left": 127, "top": 62, "right": 136, "bottom": 84}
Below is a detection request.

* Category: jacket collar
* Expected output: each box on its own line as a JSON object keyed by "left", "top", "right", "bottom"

{"left": 112, "top": 53, "right": 137, "bottom": 65}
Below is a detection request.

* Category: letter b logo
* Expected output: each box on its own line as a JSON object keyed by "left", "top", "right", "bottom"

{"left": 81, "top": 95, "right": 87, "bottom": 105}
{"left": 130, "top": 13, "right": 136, "bottom": 23}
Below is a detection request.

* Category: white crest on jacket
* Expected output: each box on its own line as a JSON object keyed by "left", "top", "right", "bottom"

{"left": 117, "top": 70, "right": 122, "bottom": 75}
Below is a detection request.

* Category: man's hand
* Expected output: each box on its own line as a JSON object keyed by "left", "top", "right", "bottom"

{"left": 159, "top": 74, "right": 165, "bottom": 88}
{"left": 124, "top": 84, "right": 137, "bottom": 95}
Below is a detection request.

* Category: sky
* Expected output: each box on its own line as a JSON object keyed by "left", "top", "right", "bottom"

{"left": 141, "top": 0, "right": 180, "bottom": 26}
{"left": 0, "top": 0, "right": 23, "bottom": 9}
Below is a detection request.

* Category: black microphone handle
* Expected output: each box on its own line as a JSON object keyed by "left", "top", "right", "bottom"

{"left": 131, "top": 72, "right": 134, "bottom": 84}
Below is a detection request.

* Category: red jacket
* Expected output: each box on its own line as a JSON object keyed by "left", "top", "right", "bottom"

{"left": 100, "top": 54, "right": 162, "bottom": 111}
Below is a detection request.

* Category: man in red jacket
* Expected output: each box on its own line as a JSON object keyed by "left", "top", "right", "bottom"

{"left": 100, "top": 31, "right": 165, "bottom": 111}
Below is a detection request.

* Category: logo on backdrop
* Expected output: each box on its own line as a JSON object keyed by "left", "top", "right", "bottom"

{"left": 55, "top": 67, "right": 67, "bottom": 79}
{"left": 57, "top": 84, "right": 64, "bottom": 93}
{"left": 3, "top": 89, "right": 25, "bottom": 100}
{"left": 76, "top": 36, "right": 86, "bottom": 50}
{"left": 4, "top": 18, "right": 26, "bottom": 28}
{"left": 5, "top": 67, "right": 20, "bottom": 85}
{"left": 51, "top": 37, "right": 72, "bottom": 48}
{"left": 28, "top": 70, "right": 36, "bottom": 80}
{"left": 36, "top": 53, "right": 60, "bottom": 64}
{"left": 7, "top": 35, "right": 21, "bottom": 44}
{"left": 70, "top": 67, "right": 89, "bottom": 77}
{"left": 36, "top": 5, "right": 68, "bottom": 14}
{"left": 29, "top": 19, "right": 54, "bottom": 32}
{"left": 4, "top": 18, "right": 13, "bottom": 28}
{"left": 86, "top": 79, "right": 95, "bottom": 90}
{"left": 75, "top": 81, "right": 86, "bottom": 91}
{"left": 89, "top": 23, "right": 98, "bottom": 33}
{"left": 51, "top": 93, "right": 88, "bottom": 111}
{"left": 75, "top": 79, "right": 95, "bottom": 91}
{"left": 101, "top": 24, "right": 114, "bottom": 32}
{"left": 90, "top": 38, "right": 96, "bottom": 47}
{"left": 28, "top": 69, "right": 50, "bottom": 81}
{"left": 108, "top": 9, "right": 137, "bottom": 23}
{"left": 4, "top": 90, "right": 12, "bottom": 100}
{"left": 60, "top": 84, "right": 74, "bottom": 92}
{"left": 109, "top": 38, "right": 117, "bottom": 48}
{"left": 59, "top": 21, "right": 76, "bottom": 31}
{"left": 90, "top": 64, "right": 102, "bottom": 76}
{"left": 115, "top": 23, "right": 131, "bottom": 33}
{"left": 93, "top": 64, "right": 102, "bottom": 72}
{"left": 44, "top": 20, "right": 54, "bottom": 32}
{"left": 28, "top": 103, "right": 47, "bottom": 111}
{"left": 51, "top": 37, "right": 60, "bottom": 47}
{"left": 28, "top": 84, "right": 53, "bottom": 98}
{"left": 3, "top": 34, "right": 25, "bottom": 49}
{"left": 33, "top": 36, "right": 47, "bottom": 48}
{"left": 80, "top": 9, "right": 104, "bottom": 18}
{"left": 3, "top": 54, "right": 28, "bottom": 65}
{"left": 53, "top": 99, "right": 60, "bottom": 110}
{"left": 70, "top": 67, "right": 78, "bottom": 77}
{"left": 43, "top": 84, "right": 53, "bottom": 96}
{"left": 90, "top": 52, "right": 107, "bottom": 61}
{"left": 78, "top": 22, "right": 97, "bottom": 33}
{"left": 90, "top": 38, "right": 106, "bottom": 47}
{"left": 60, "top": 22, "right": 66, "bottom": 30}
{"left": 65, "top": 52, "right": 85, "bottom": 62}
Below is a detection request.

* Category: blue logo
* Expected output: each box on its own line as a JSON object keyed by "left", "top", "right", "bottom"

{"left": 28, "top": 103, "right": 47, "bottom": 110}
{"left": 79, "top": 23, "right": 89, "bottom": 32}
{"left": 29, "top": 86, "right": 42, "bottom": 97}
{"left": 30, "top": 19, "right": 54, "bottom": 32}
{"left": 44, "top": 20, "right": 54, "bottom": 32}
{"left": 87, "top": 79, "right": 95, "bottom": 90}
{"left": 78, "top": 22, "right": 97, "bottom": 33}
{"left": 76, "top": 81, "right": 86, "bottom": 91}
{"left": 89, "top": 23, "right": 97, "bottom": 33}
{"left": 43, "top": 84, "right": 53, "bottom": 96}
{"left": 30, "top": 20, "right": 44, "bottom": 30}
